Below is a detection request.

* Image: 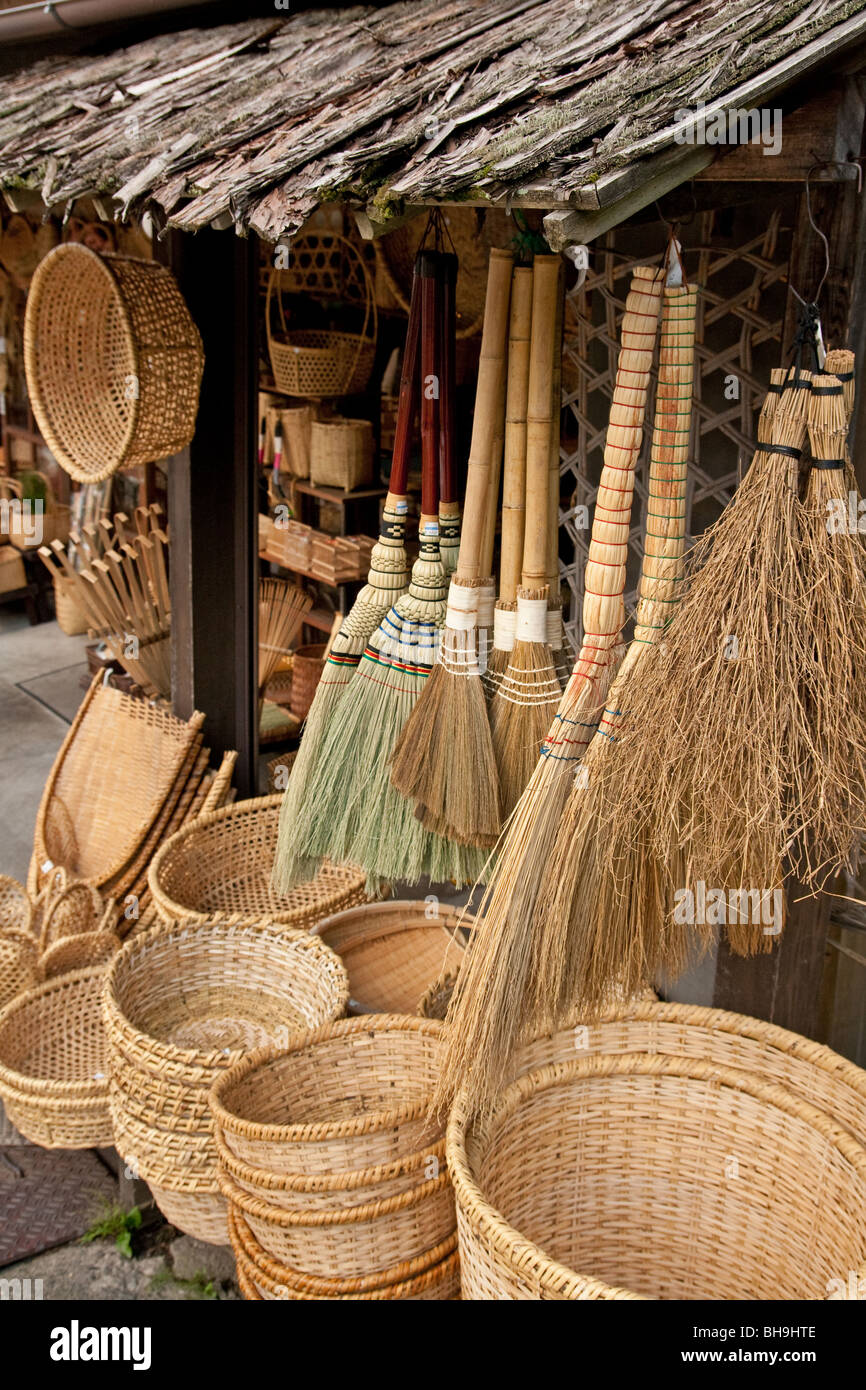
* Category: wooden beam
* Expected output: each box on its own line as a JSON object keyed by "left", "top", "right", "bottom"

{"left": 544, "top": 146, "right": 712, "bottom": 248}
{"left": 161, "top": 228, "right": 258, "bottom": 799}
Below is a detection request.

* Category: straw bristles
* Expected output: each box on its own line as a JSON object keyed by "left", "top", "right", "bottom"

{"left": 272, "top": 496, "right": 408, "bottom": 894}
{"left": 390, "top": 575, "right": 502, "bottom": 849}
{"left": 258, "top": 578, "right": 312, "bottom": 691}
{"left": 489, "top": 583, "right": 561, "bottom": 819}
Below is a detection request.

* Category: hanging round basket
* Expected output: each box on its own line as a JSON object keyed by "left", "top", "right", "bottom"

{"left": 24, "top": 244, "right": 204, "bottom": 483}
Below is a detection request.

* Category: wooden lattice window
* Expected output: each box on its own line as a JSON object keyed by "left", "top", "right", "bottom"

{"left": 558, "top": 197, "right": 798, "bottom": 649}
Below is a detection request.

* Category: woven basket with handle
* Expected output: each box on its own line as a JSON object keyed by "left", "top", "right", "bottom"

{"left": 448, "top": 1021, "right": 866, "bottom": 1300}
{"left": 24, "top": 244, "right": 204, "bottom": 482}
{"left": 266, "top": 234, "right": 376, "bottom": 400}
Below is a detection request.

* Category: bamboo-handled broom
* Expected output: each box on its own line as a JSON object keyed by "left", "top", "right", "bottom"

{"left": 436, "top": 263, "right": 665, "bottom": 1114}
{"left": 390, "top": 247, "right": 514, "bottom": 850}
{"left": 438, "top": 252, "right": 461, "bottom": 578}
{"left": 485, "top": 265, "right": 532, "bottom": 700}
{"left": 489, "top": 254, "right": 571, "bottom": 821}
{"left": 546, "top": 256, "right": 570, "bottom": 690}
{"left": 272, "top": 258, "right": 421, "bottom": 892}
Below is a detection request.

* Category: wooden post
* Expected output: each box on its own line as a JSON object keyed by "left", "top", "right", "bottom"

{"left": 160, "top": 228, "right": 259, "bottom": 798}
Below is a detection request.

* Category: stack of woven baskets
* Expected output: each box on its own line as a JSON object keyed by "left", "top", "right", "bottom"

{"left": 447, "top": 1002, "right": 866, "bottom": 1300}
{"left": 212, "top": 1015, "right": 459, "bottom": 1299}
{"left": 103, "top": 917, "right": 350, "bottom": 1243}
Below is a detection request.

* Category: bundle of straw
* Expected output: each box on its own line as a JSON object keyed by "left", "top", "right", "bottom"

{"left": 489, "top": 256, "right": 569, "bottom": 820}
{"left": 438, "top": 252, "right": 461, "bottom": 578}
{"left": 555, "top": 364, "right": 814, "bottom": 989}
{"left": 257, "top": 577, "right": 312, "bottom": 692}
{"left": 272, "top": 261, "right": 420, "bottom": 892}
{"left": 485, "top": 266, "right": 532, "bottom": 699}
{"left": 795, "top": 350, "right": 866, "bottom": 887}
{"left": 437, "top": 264, "right": 665, "bottom": 1114}
{"left": 390, "top": 248, "right": 514, "bottom": 850}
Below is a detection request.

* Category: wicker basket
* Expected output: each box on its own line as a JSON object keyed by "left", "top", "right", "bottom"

{"left": 309, "top": 418, "right": 374, "bottom": 490}
{"left": 211, "top": 1015, "right": 442, "bottom": 1177}
{"left": 0, "top": 874, "right": 33, "bottom": 934}
{"left": 0, "top": 927, "right": 39, "bottom": 1011}
{"left": 24, "top": 244, "right": 204, "bottom": 483}
{"left": 147, "top": 795, "right": 366, "bottom": 926}
{"left": 103, "top": 916, "right": 349, "bottom": 1243}
{"left": 312, "top": 900, "right": 469, "bottom": 1016}
{"left": 448, "top": 1048, "right": 866, "bottom": 1301}
{"left": 1, "top": 473, "right": 70, "bottom": 551}
{"left": 40, "top": 929, "right": 120, "bottom": 980}
{"left": 265, "top": 402, "right": 319, "bottom": 479}
{"left": 266, "top": 235, "right": 376, "bottom": 400}
{"left": 230, "top": 1207, "right": 460, "bottom": 1300}
{"left": 289, "top": 645, "right": 326, "bottom": 722}
{"left": 0, "top": 966, "right": 112, "bottom": 1148}
{"left": 53, "top": 573, "right": 90, "bottom": 635}
{"left": 220, "top": 1164, "right": 454, "bottom": 1278}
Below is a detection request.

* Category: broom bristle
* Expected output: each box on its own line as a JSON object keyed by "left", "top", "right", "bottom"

{"left": 482, "top": 599, "right": 516, "bottom": 702}
{"left": 490, "top": 584, "right": 562, "bottom": 819}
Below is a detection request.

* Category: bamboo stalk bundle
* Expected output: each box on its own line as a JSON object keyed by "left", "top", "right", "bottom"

{"left": 555, "top": 365, "right": 814, "bottom": 1006}
{"left": 272, "top": 261, "right": 420, "bottom": 892}
{"left": 489, "top": 256, "right": 572, "bottom": 820}
{"left": 258, "top": 577, "right": 313, "bottom": 692}
{"left": 436, "top": 265, "right": 665, "bottom": 1115}
{"left": 794, "top": 349, "right": 866, "bottom": 888}
{"left": 389, "top": 248, "right": 513, "bottom": 850}
{"left": 485, "top": 266, "right": 532, "bottom": 700}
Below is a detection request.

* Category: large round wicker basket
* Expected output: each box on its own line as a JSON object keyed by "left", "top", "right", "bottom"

{"left": 24, "top": 244, "right": 204, "bottom": 482}
{"left": 448, "top": 1035, "right": 866, "bottom": 1300}
{"left": 147, "top": 795, "right": 367, "bottom": 926}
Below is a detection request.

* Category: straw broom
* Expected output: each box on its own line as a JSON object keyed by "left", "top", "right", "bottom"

{"left": 490, "top": 255, "right": 582, "bottom": 821}
{"left": 485, "top": 265, "right": 532, "bottom": 701}
{"left": 438, "top": 252, "right": 461, "bottom": 578}
{"left": 284, "top": 252, "right": 483, "bottom": 890}
{"left": 794, "top": 350, "right": 866, "bottom": 888}
{"left": 272, "top": 259, "right": 420, "bottom": 892}
{"left": 436, "top": 263, "right": 665, "bottom": 1115}
{"left": 389, "top": 248, "right": 514, "bottom": 850}
{"left": 558, "top": 365, "right": 814, "bottom": 991}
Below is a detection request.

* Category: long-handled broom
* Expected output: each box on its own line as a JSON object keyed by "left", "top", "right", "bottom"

{"left": 489, "top": 255, "right": 567, "bottom": 820}
{"left": 437, "top": 263, "right": 665, "bottom": 1114}
{"left": 546, "top": 256, "right": 571, "bottom": 691}
{"left": 271, "top": 260, "right": 422, "bottom": 891}
{"left": 485, "top": 265, "right": 532, "bottom": 701}
{"left": 389, "top": 248, "right": 514, "bottom": 850}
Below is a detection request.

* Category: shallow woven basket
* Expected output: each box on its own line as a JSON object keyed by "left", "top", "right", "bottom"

{"left": 289, "top": 645, "right": 326, "bottom": 722}
{"left": 0, "top": 966, "right": 111, "bottom": 1148}
{"left": 147, "top": 795, "right": 366, "bottom": 926}
{"left": 104, "top": 917, "right": 349, "bottom": 1243}
{"left": 40, "top": 929, "right": 120, "bottom": 980}
{"left": 230, "top": 1207, "right": 460, "bottom": 1300}
{"left": 220, "top": 1164, "right": 454, "bottom": 1278}
{"left": 24, "top": 244, "right": 204, "bottom": 482}
{"left": 448, "top": 1049, "right": 866, "bottom": 1301}
{"left": 312, "top": 901, "right": 469, "bottom": 1015}
{"left": 309, "top": 418, "right": 374, "bottom": 490}
{"left": 211, "top": 1015, "right": 442, "bottom": 1176}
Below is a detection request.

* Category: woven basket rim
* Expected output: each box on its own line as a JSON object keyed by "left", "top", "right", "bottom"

{"left": 219, "top": 1163, "right": 450, "bottom": 1228}
{"left": 447, "top": 1049, "right": 866, "bottom": 1301}
{"left": 215, "top": 1127, "right": 445, "bottom": 1194}
{"left": 210, "top": 1014, "right": 441, "bottom": 1144}
{"left": 0, "top": 964, "right": 108, "bottom": 1099}
{"left": 103, "top": 915, "right": 349, "bottom": 1071}
{"left": 230, "top": 1205, "right": 458, "bottom": 1298}
{"left": 229, "top": 1204, "right": 457, "bottom": 1294}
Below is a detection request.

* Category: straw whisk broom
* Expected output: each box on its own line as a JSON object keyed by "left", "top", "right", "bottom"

{"left": 271, "top": 259, "right": 420, "bottom": 892}
{"left": 257, "top": 577, "right": 312, "bottom": 692}
{"left": 436, "top": 263, "right": 665, "bottom": 1116}
{"left": 485, "top": 265, "right": 532, "bottom": 701}
{"left": 489, "top": 255, "right": 567, "bottom": 819}
{"left": 794, "top": 349, "right": 866, "bottom": 887}
{"left": 389, "top": 247, "right": 514, "bottom": 850}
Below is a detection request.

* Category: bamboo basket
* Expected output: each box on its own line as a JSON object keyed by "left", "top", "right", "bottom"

{"left": 264, "top": 402, "right": 319, "bottom": 479}
{"left": 53, "top": 573, "right": 89, "bottom": 635}
{"left": 29, "top": 677, "right": 204, "bottom": 894}
{"left": 211, "top": 1015, "right": 442, "bottom": 1176}
{"left": 309, "top": 418, "right": 374, "bottom": 490}
{"left": 0, "top": 966, "right": 112, "bottom": 1148}
{"left": 24, "top": 245, "right": 203, "bottom": 482}
{"left": 230, "top": 1208, "right": 459, "bottom": 1300}
{"left": 311, "top": 900, "right": 469, "bottom": 1015}
{"left": 266, "top": 235, "right": 376, "bottom": 399}
{"left": 0, "top": 927, "right": 39, "bottom": 1011}
{"left": 289, "top": 645, "right": 326, "bottom": 722}
{"left": 448, "top": 1048, "right": 866, "bottom": 1300}
{"left": 104, "top": 917, "right": 349, "bottom": 1243}
{"left": 146, "top": 796, "right": 366, "bottom": 926}
{"left": 40, "top": 928, "right": 119, "bottom": 979}
{"left": 0, "top": 874, "right": 33, "bottom": 934}
{"left": 219, "top": 1164, "right": 454, "bottom": 1278}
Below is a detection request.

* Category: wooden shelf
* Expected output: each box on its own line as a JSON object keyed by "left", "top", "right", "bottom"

{"left": 260, "top": 550, "right": 366, "bottom": 589}
{"left": 293, "top": 480, "right": 387, "bottom": 505}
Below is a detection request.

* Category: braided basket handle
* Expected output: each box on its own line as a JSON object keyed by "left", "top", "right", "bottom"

{"left": 266, "top": 234, "right": 378, "bottom": 385}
